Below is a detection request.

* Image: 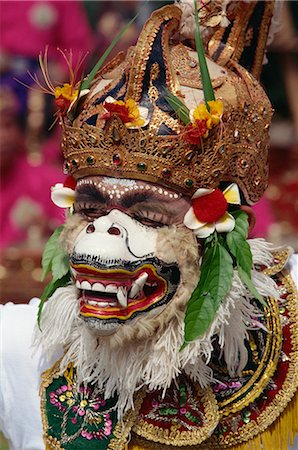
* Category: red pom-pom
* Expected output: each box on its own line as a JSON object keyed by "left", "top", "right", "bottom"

{"left": 192, "top": 189, "right": 227, "bottom": 223}
{"left": 64, "top": 175, "right": 77, "bottom": 190}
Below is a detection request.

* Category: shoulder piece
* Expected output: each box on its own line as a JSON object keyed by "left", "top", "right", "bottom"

{"left": 130, "top": 249, "right": 298, "bottom": 449}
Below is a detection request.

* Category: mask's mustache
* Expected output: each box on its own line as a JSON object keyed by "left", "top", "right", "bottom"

{"left": 71, "top": 253, "right": 154, "bottom": 271}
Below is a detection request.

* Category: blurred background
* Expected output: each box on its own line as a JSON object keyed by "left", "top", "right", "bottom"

{"left": 0, "top": 0, "right": 297, "bottom": 307}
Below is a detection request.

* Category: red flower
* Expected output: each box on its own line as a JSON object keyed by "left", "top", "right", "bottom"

{"left": 54, "top": 96, "right": 71, "bottom": 116}
{"left": 182, "top": 120, "right": 208, "bottom": 144}
{"left": 101, "top": 102, "right": 131, "bottom": 123}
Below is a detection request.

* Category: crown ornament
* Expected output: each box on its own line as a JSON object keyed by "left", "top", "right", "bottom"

{"left": 60, "top": 4, "right": 272, "bottom": 204}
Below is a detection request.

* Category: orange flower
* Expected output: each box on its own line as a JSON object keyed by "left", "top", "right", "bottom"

{"left": 102, "top": 97, "right": 149, "bottom": 129}
{"left": 192, "top": 100, "right": 223, "bottom": 129}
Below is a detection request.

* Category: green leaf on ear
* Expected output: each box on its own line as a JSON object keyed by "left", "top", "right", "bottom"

{"left": 227, "top": 210, "right": 252, "bottom": 278}
{"left": 41, "top": 226, "right": 64, "bottom": 281}
{"left": 52, "top": 252, "right": 70, "bottom": 282}
{"left": 39, "top": 225, "right": 72, "bottom": 328}
{"left": 38, "top": 273, "right": 71, "bottom": 329}
{"left": 183, "top": 235, "right": 233, "bottom": 345}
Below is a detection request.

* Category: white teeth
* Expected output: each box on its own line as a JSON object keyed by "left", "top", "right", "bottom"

{"left": 117, "top": 286, "right": 128, "bottom": 308}
{"left": 92, "top": 282, "right": 105, "bottom": 292}
{"left": 129, "top": 273, "right": 148, "bottom": 299}
{"left": 86, "top": 300, "right": 110, "bottom": 307}
{"left": 81, "top": 281, "right": 92, "bottom": 290}
{"left": 106, "top": 284, "right": 118, "bottom": 293}
{"left": 76, "top": 280, "right": 81, "bottom": 289}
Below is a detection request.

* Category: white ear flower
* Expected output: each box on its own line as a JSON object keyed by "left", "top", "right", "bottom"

{"left": 183, "top": 183, "right": 241, "bottom": 238}
{"left": 51, "top": 176, "right": 76, "bottom": 209}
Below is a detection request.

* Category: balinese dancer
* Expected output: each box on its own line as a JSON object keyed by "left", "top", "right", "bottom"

{"left": 1, "top": 2, "right": 297, "bottom": 449}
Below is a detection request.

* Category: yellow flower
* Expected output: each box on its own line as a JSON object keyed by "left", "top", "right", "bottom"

{"left": 208, "top": 100, "right": 223, "bottom": 125}
{"left": 192, "top": 100, "right": 223, "bottom": 130}
{"left": 54, "top": 83, "right": 78, "bottom": 101}
{"left": 126, "top": 98, "right": 146, "bottom": 127}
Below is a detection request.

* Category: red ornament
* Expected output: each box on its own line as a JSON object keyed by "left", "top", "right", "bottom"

{"left": 182, "top": 120, "right": 208, "bottom": 144}
{"left": 64, "top": 175, "right": 77, "bottom": 190}
{"left": 192, "top": 189, "right": 227, "bottom": 223}
{"left": 102, "top": 102, "right": 131, "bottom": 123}
{"left": 54, "top": 96, "right": 71, "bottom": 116}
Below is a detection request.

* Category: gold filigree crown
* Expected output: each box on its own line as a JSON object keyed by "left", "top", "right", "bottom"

{"left": 62, "top": 4, "right": 273, "bottom": 204}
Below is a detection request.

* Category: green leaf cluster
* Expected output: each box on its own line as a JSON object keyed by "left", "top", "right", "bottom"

{"left": 38, "top": 226, "right": 71, "bottom": 328}
{"left": 164, "top": 89, "right": 190, "bottom": 125}
{"left": 183, "top": 234, "right": 233, "bottom": 347}
{"left": 182, "top": 210, "right": 266, "bottom": 349}
{"left": 227, "top": 211, "right": 265, "bottom": 306}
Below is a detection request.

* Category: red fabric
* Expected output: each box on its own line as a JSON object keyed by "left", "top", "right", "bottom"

{"left": 192, "top": 189, "right": 227, "bottom": 223}
{"left": 0, "top": 153, "right": 63, "bottom": 249}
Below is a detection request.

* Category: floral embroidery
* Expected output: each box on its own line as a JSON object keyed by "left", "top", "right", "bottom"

{"left": 45, "top": 366, "right": 117, "bottom": 447}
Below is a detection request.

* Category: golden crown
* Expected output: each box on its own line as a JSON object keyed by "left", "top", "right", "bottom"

{"left": 61, "top": 4, "right": 273, "bottom": 204}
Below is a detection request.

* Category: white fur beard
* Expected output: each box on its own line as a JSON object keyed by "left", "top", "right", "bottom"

{"left": 34, "top": 238, "right": 279, "bottom": 419}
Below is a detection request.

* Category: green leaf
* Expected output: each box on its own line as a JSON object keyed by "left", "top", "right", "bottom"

{"left": 52, "top": 252, "right": 70, "bottom": 282}
{"left": 38, "top": 273, "right": 71, "bottom": 329}
{"left": 164, "top": 89, "right": 190, "bottom": 125}
{"left": 193, "top": 0, "right": 215, "bottom": 105}
{"left": 183, "top": 241, "right": 233, "bottom": 344}
{"left": 237, "top": 266, "right": 267, "bottom": 308}
{"left": 226, "top": 211, "right": 252, "bottom": 277}
{"left": 81, "top": 6, "right": 144, "bottom": 91}
{"left": 41, "top": 226, "right": 64, "bottom": 281}
{"left": 230, "top": 210, "right": 249, "bottom": 238}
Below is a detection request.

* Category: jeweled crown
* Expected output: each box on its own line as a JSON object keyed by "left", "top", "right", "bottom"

{"left": 61, "top": 5, "right": 273, "bottom": 204}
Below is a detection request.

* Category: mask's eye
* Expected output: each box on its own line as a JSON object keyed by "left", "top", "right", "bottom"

{"left": 74, "top": 202, "right": 107, "bottom": 220}
{"left": 132, "top": 210, "right": 170, "bottom": 228}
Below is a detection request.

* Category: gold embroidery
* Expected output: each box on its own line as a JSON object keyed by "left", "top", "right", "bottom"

{"left": 263, "top": 248, "right": 292, "bottom": 276}
{"left": 132, "top": 386, "right": 219, "bottom": 446}
{"left": 212, "top": 269, "right": 298, "bottom": 447}
{"left": 219, "top": 295, "right": 282, "bottom": 415}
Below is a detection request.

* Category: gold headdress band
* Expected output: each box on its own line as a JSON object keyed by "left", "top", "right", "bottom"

{"left": 61, "top": 4, "right": 273, "bottom": 204}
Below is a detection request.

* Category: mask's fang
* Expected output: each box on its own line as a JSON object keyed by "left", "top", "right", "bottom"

{"left": 117, "top": 286, "right": 128, "bottom": 308}
{"left": 129, "top": 272, "right": 148, "bottom": 299}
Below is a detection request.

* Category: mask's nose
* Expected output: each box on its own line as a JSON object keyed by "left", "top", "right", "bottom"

{"left": 74, "top": 210, "right": 157, "bottom": 262}
{"left": 86, "top": 221, "right": 122, "bottom": 237}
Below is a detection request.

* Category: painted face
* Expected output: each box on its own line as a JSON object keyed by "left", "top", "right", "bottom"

{"left": 70, "top": 176, "right": 191, "bottom": 334}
